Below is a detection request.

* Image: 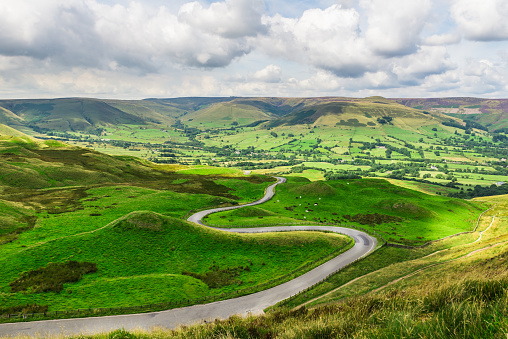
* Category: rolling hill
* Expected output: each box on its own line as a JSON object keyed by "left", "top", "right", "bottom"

{"left": 1, "top": 96, "right": 507, "bottom": 135}
{"left": 265, "top": 96, "right": 451, "bottom": 129}
{"left": 0, "top": 98, "right": 146, "bottom": 132}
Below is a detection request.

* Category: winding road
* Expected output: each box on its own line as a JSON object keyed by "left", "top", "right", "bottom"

{"left": 0, "top": 177, "right": 377, "bottom": 337}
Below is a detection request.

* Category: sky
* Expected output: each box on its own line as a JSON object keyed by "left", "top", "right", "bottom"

{"left": 0, "top": 0, "right": 507, "bottom": 99}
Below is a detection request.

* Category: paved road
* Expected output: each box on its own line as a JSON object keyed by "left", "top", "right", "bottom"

{"left": 0, "top": 177, "right": 377, "bottom": 337}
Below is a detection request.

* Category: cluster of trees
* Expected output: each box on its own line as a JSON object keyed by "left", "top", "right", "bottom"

{"left": 325, "top": 171, "right": 362, "bottom": 180}
{"left": 442, "top": 119, "right": 488, "bottom": 132}
{"left": 449, "top": 184, "right": 508, "bottom": 199}
{"left": 236, "top": 159, "right": 303, "bottom": 170}
{"left": 385, "top": 144, "right": 412, "bottom": 158}
{"left": 376, "top": 116, "right": 393, "bottom": 125}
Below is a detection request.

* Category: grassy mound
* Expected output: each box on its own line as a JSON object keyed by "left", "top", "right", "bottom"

{"left": 114, "top": 211, "right": 165, "bottom": 231}
{"left": 232, "top": 206, "right": 276, "bottom": 218}
{"left": 289, "top": 181, "right": 337, "bottom": 197}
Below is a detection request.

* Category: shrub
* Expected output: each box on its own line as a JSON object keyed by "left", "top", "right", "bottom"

{"left": 10, "top": 261, "right": 97, "bottom": 293}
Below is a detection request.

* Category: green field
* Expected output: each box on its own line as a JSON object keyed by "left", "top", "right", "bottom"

{"left": 4, "top": 96, "right": 506, "bottom": 197}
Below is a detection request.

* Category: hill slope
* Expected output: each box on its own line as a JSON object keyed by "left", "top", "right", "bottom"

{"left": 0, "top": 98, "right": 146, "bottom": 132}
{"left": 267, "top": 97, "right": 450, "bottom": 128}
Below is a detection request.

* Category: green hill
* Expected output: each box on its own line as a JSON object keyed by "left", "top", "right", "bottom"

{"left": 267, "top": 97, "right": 449, "bottom": 128}
{"left": 205, "top": 177, "right": 484, "bottom": 246}
{"left": 394, "top": 97, "right": 508, "bottom": 131}
{"left": 0, "top": 98, "right": 146, "bottom": 132}
{"left": 61, "top": 194, "right": 508, "bottom": 339}
{"left": 0, "top": 211, "right": 348, "bottom": 313}
{"left": 0, "top": 123, "right": 34, "bottom": 140}
{"left": 183, "top": 101, "right": 276, "bottom": 127}
{"left": 0, "top": 106, "right": 24, "bottom": 127}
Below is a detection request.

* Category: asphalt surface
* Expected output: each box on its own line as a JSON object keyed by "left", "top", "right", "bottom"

{"left": 0, "top": 176, "right": 377, "bottom": 337}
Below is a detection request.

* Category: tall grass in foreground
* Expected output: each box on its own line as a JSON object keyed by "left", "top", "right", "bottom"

{"left": 53, "top": 277, "right": 508, "bottom": 339}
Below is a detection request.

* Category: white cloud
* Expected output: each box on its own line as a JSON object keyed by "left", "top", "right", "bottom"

{"left": 392, "top": 46, "right": 456, "bottom": 84}
{"left": 296, "top": 70, "right": 341, "bottom": 91}
{"left": 0, "top": 0, "right": 507, "bottom": 98}
{"left": 178, "top": 0, "right": 266, "bottom": 39}
{"left": 363, "top": 0, "right": 432, "bottom": 57}
{"left": 423, "top": 33, "right": 462, "bottom": 46}
{"left": 259, "top": 5, "right": 373, "bottom": 77}
{"left": 252, "top": 64, "right": 282, "bottom": 82}
{"left": 0, "top": 0, "right": 257, "bottom": 71}
{"left": 91, "top": 1, "right": 251, "bottom": 69}
{"left": 451, "top": 0, "right": 508, "bottom": 41}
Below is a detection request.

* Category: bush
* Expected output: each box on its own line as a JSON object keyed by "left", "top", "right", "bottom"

{"left": 10, "top": 261, "right": 97, "bottom": 293}
{"left": 182, "top": 265, "right": 250, "bottom": 289}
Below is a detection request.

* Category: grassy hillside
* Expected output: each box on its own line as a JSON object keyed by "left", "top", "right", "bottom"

{"left": 0, "top": 98, "right": 146, "bottom": 132}
{"left": 395, "top": 97, "right": 508, "bottom": 131}
{"left": 205, "top": 177, "right": 485, "bottom": 246}
{"left": 0, "top": 123, "right": 276, "bottom": 245}
{"left": 0, "top": 124, "right": 354, "bottom": 316}
{"left": 267, "top": 97, "right": 449, "bottom": 128}
{"left": 183, "top": 101, "right": 276, "bottom": 127}
{"left": 0, "top": 106, "right": 24, "bottom": 127}
{"left": 0, "top": 211, "right": 349, "bottom": 312}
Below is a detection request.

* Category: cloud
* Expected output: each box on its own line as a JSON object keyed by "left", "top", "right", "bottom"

{"left": 392, "top": 46, "right": 456, "bottom": 84}
{"left": 91, "top": 1, "right": 252, "bottom": 69}
{"left": 0, "top": 0, "right": 259, "bottom": 71}
{"left": 363, "top": 0, "right": 432, "bottom": 57}
{"left": 178, "top": 0, "right": 267, "bottom": 39}
{"left": 259, "top": 5, "right": 373, "bottom": 77}
{"left": 0, "top": 0, "right": 103, "bottom": 66}
{"left": 423, "top": 33, "right": 462, "bottom": 46}
{"left": 451, "top": 0, "right": 508, "bottom": 41}
{"left": 252, "top": 64, "right": 282, "bottom": 82}
{"left": 0, "top": 0, "right": 506, "bottom": 99}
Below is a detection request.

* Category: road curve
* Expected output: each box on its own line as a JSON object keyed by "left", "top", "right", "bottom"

{"left": 0, "top": 177, "right": 377, "bottom": 337}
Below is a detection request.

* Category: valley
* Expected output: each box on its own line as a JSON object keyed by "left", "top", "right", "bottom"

{"left": 0, "top": 96, "right": 507, "bottom": 338}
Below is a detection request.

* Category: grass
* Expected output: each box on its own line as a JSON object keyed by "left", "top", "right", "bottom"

{"left": 205, "top": 177, "right": 485, "bottom": 245}
{"left": 53, "top": 195, "right": 508, "bottom": 339}
{"left": 55, "top": 277, "right": 508, "bottom": 338}
{"left": 0, "top": 210, "right": 350, "bottom": 313}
